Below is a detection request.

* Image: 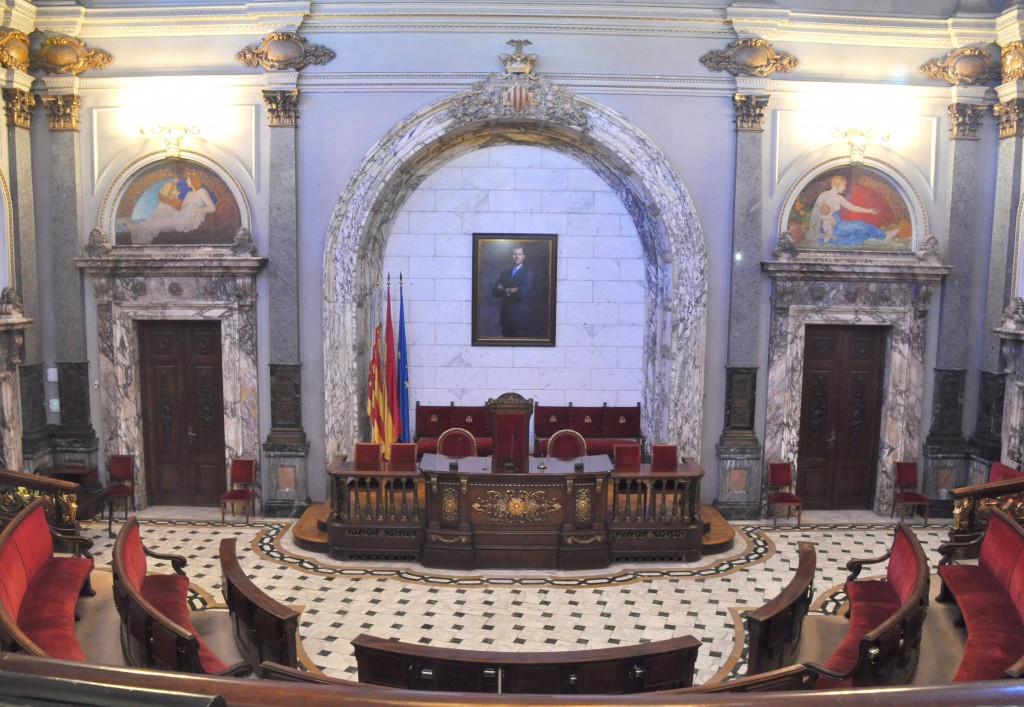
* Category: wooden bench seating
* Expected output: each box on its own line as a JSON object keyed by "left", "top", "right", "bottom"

{"left": 112, "top": 515, "right": 250, "bottom": 676}
{"left": 805, "top": 522, "right": 928, "bottom": 690}
{"left": 534, "top": 403, "right": 642, "bottom": 457}
{"left": 0, "top": 498, "right": 94, "bottom": 661}
{"left": 744, "top": 541, "right": 816, "bottom": 675}
{"left": 352, "top": 632, "right": 700, "bottom": 694}
{"left": 937, "top": 507, "right": 1024, "bottom": 682}
{"left": 220, "top": 537, "right": 301, "bottom": 673}
{"left": 414, "top": 402, "right": 493, "bottom": 456}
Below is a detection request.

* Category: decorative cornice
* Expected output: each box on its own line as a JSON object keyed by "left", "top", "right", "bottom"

{"left": 40, "top": 94, "right": 80, "bottom": 131}
{"left": 701, "top": 38, "right": 799, "bottom": 78}
{"left": 948, "top": 102, "right": 985, "bottom": 139}
{"left": 236, "top": 32, "right": 334, "bottom": 71}
{"left": 2, "top": 88, "right": 34, "bottom": 129}
{"left": 733, "top": 94, "right": 769, "bottom": 132}
{"left": 262, "top": 89, "right": 299, "bottom": 126}
{"left": 993, "top": 98, "right": 1024, "bottom": 138}
{"left": 920, "top": 45, "right": 1000, "bottom": 85}
{"left": 1002, "top": 41, "right": 1024, "bottom": 83}
{"left": 31, "top": 35, "right": 112, "bottom": 76}
{"left": 0, "top": 29, "right": 29, "bottom": 71}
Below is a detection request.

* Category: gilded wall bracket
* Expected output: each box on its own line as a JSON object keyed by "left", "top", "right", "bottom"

{"left": 701, "top": 38, "right": 799, "bottom": 77}
{"left": 31, "top": 35, "right": 112, "bottom": 76}
{"left": 920, "top": 46, "right": 1000, "bottom": 85}
{"left": 236, "top": 32, "right": 335, "bottom": 71}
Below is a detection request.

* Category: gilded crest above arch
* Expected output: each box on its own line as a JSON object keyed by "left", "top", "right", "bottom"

{"left": 919, "top": 45, "right": 1000, "bottom": 86}
{"left": 31, "top": 35, "right": 112, "bottom": 76}
{"left": 700, "top": 38, "right": 799, "bottom": 78}
{"left": 0, "top": 29, "right": 29, "bottom": 72}
{"left": 236, "top": 32, "right": 335, "bottom": 71}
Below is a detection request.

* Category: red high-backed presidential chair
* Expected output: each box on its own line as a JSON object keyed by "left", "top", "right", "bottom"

{"left": 220, "top": 457, "right": 257, "bottom": 523}
{"left": 766, "top": 462, "right": 802, "bottom": 528}
{"left": 437, "top": 428, "right": 477, "bottom": 458}
{"left": 892, "top": 460, "right": 929, "bottom": 525}
{"left": 546, "top": 429, "right": 587, "bottom": 459}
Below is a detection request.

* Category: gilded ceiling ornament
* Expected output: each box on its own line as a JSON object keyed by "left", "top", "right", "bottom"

{"left": 700, "top": 38, "right": 799, "bottom": 78}
{"left": 1002, "top": 41, "right": 1024, "bottom": 82}
{"left": 733, "top": 94, "right": 769, "bottom": 132}
{"left": 41, "top": 94, "right": 80, "bottom": 131}
{"left": 236, "top": 32, "right": 335, "bottom": 71}
{"left": 993, "top": 98, "right": 1024, "bottom": 139}
{"left": 31, "top": 35, "right": 112, "bottom": 76}
{"left": 2, "top": 88, "right": 34, "bottom": 129}
{"left": 0, "top": 29, "right": 30, "bottom": 71}
{"left": 262, "top": 89, "right": 299, "bottom": 126}
{"left": 920, "top": 46, "right": 1000, "bottom": 85}
{"left": 948, "top": 103, "right": 984, "bottom": 140}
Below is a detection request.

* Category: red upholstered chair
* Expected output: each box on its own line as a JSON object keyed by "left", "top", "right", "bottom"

{"left": 767, "top": 462, "right": 802, "bottom": 528}
{"left": 105, "top": 454, "right": 136, "bottom": 520}
{"left": 990, "top": 461, "right": 1024, "bottom": 483}
{"left": 892, "top": 461, "right": 929, "bottom": 525}
{"left": 220, "top": 457, "right": 257, "bottom": 523}
{"left": 494, "top": 412, "right": 529, "bottom": 461}
{"left": 546, "top": 429, "right": 587, "bottom": 459}
{"left": 354, "top": 442, "right": 383, "bottom": 470}
{"left": 389, "top": 442, "right": 418, "bottom": 471}
{"left": 437, "top": 428, "right": 477, "bottom": 458}
{"left": 613, "top": 443, "right": 641, "bottom": 470}
{"left": 651, "top": 444, "right": 678, "bottom": 472}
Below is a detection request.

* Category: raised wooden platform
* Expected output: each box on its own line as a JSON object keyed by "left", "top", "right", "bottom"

{"left": 292, "top": 502, "right": 735, "bottom": 558}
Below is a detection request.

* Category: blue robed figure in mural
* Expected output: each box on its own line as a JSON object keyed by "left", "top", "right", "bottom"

{"left": 810, "top": 175, "right": 899, "bottom": 246}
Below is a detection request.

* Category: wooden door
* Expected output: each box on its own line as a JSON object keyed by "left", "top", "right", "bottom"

{"left": 796, "top": 325, "right": 886, "bottom": 510}
{"left": 139, "top": 321, "right": 226, "bottom": 506}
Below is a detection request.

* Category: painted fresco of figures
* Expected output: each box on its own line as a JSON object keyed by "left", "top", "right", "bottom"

{"left": 786, "top": 165, "right": 912, "bottom": 252}
{"left": 114, "top": 160, "right": 241, "bottom": 245}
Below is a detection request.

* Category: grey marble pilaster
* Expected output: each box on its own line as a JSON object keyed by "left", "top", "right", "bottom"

{"left": 3, "top": 87, "right": 38, "bottom": 362}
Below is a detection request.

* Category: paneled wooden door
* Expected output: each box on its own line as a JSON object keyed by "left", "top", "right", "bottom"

{"left": 796, "top": 325, "right": 886, "bottom": 510}
{"left": 139, "top": 321, "right": 226, "bottom": 506}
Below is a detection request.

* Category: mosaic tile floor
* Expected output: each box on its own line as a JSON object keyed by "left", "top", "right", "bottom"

{"left": 80, "top": 509, "right": 950, "bottom": 685}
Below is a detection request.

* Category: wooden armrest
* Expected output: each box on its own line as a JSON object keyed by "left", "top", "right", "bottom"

{"left": 49, "top": 527, "right": 93, "bottom": 559}
{"left": 1005, "top": 655, "right": 1024, "bottom": 680}
{"left": 937, "top": 537, "right": 983, "bottom": 565}
{"left": 802, "top": 660, "right": 855, "bottom": 683}
{"left": 846, "top": 546, "right": 892, "bottom": 580}
{"left": 143, "top": 545, "right": 188, "bottom": 574}
{"left": 214, "top": 661, "right": 253, "bottom": 678}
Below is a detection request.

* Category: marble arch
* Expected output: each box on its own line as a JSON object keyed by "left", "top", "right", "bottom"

{"left": 323, "top": 73, "right": 707, "bottom": 463}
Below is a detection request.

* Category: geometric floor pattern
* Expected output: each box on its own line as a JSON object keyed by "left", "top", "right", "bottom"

{"left": 79, "top": 511, "right": 951, "bottom": 686}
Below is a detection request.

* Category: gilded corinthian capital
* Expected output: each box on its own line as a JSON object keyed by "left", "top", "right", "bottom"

{"left": 3, "top": 88, "right": 34, "bottom": 129}
{"left": 733, "top": 94, "right": 769, "bottom": 132}
{"left": 41, "top": 94, "right": 80, "bottom": 131}
{"left": 262, "top": 90, "right": 299, "bottom": 126}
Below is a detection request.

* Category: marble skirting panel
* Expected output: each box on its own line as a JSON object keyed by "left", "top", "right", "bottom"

{"left": 715, "top": 445, "right": 763, "bottom": 518}
{"left": 762, "top": 259, "right": 947, "bottom": 515}
{"left": 998, "top": 323, "right": 1024, "bottom": 467}
{"left": 922, "top": 452, "right": 966, "bottom": 501}
{"left": 322, "top": 70, "right": 706, "bottom": 464}
{"left": 0, "top": 313, "right": 28, "bottom": 470}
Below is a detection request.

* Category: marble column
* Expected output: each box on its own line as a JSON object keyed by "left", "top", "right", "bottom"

{"left": 261, "top": 87, "right": 309, "bottom": 515}
{"left": 716, "top": 92, "right": 767, "bottom": 519}
{"left": 40, "top": 90, "right": 96, "bottom": 456}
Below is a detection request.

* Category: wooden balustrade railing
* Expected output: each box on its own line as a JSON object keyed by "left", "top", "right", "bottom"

{"left": 951, "top": 476, "right": 1024, "bottom": 540}
{"left": 609, "top": 476, "right": 700, "bottom": 525}
{"left": 0, "top": 468, "right": 81, "bottom": 528}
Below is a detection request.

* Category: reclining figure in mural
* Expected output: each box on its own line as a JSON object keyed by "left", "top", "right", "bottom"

{"left": 810, "top": 175, "right": 899, "bottom": 246}
{"left": 128, "top": 171, "right": 217, "bottom": 245}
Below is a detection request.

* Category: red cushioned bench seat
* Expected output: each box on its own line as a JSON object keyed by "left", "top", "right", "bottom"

{"left": 937, "top": 507, "right": 1024, "bottom": 682}
{"left": 414, "top": 403, "right": 492, "bottom": 456}
{"left": 534, "top": 403, "right": 642, "bottom": 457}
{"left": 0, "top": 498, "right": 94, "bottom": 661}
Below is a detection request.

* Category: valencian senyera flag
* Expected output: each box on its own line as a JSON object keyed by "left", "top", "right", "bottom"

{"left": 366, "top": 283, "right": 385, "bottom": 446}
{"left": 397, "top": 275, "right": 411, "bottom": 442}
{"left": 383, "top": 276, "right": 402, "bottom": 455}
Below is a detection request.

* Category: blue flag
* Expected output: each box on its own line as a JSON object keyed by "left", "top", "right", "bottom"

{"left": 397, "top": 275, "right": 411, "bottom": 442}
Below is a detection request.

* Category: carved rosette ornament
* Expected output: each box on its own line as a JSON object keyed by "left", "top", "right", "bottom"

{"left": 236, "top": 32, "right": 335, "bottom": 71}
{"left": 700, "top": 38, "right": 799, "bottom": 77}
{"left": 453, "top": 40, "right": 588, "bottom": 130}
{"left": 2, "top": 88, "right": 34, "bottom": 129}
{"left": 1001, "top": 297, "right": 1024, "bottom": 331}
{"left": 993, "top": 99, "right": 1024, "bottom": 139}
{"left": 948, "top": 103, "right": 985, "bottom": 140}
{"left": 1002, "top": 41, "right": 1024, "bottom": 82}
{"left": 471, "top": 490, "right": 562, "bottom": 523}
{"left": 262, "top": 90, "right": 299, "bottom": 127}
{"left": 733, "top": 94, "right": 769, "bottom": 132}
{"left": 0, "top": 29, "right": 29, "bottom": 71}
{"left": 31, "top": 35, "right": 112, "bottom": 76}
{"left": 41, "top": 94, "right": 80, "bottom": 131}
{"left": 920, "top": 46, "right": 1000, "bottom": 85}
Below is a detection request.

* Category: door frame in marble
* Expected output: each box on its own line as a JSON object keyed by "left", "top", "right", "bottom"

{"left": 762, "top": 259, "right": 948, "bottom": 514}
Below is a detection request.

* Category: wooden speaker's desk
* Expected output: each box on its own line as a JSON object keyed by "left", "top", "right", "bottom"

{"left": 326, "top": 454, "right": 703, "bottom": 570}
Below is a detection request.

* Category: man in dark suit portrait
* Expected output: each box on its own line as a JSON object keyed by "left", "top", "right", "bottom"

{"left": 491, "top": 246, "right": 534, "bottom": 337}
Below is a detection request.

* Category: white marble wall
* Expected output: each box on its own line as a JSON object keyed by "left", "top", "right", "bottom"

{"left": 382, "top": 146, "right": 645, "bottom": 424}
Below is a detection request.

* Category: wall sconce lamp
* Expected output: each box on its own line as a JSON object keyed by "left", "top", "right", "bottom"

{"left": 139, "top": 122, "right": 201, "bottom": 159}
{"left": 832, "top": 126, "right": 889, "bottom": 163}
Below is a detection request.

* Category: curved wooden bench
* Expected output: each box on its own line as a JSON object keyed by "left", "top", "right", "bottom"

{"left": 352, "top": 632, "right": 699, "bottom": 694}
{"left": 112, "top": 516, "right": 250, "bottom": 676}
{"left": 219, "top": 538, "right": 300, "bottom": 673}
{"left": 744, "top": 541, "right": 816, "bottom": 675}
{"left": 805, "top": 522, "right": 928, "bottom": 690}
{"left": 0, "top": 499, "right": 94, "bottom": 661}
{"left": 937, "top": 507, "right": 1024, "bottom": 681}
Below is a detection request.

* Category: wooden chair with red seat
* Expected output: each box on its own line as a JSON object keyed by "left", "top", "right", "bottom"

{"left": 105, "top": 454, "right": 136, "bottom": 522}
{"left": 651, "top": 444, "right": 678, "bottom": 472}
{"left": 767, "top": 461, "right": 802, "bottom": 528}
{"left": 220, "top": 457, "right": 257, "bottom": 523}
{"left": 388, "top": 442, "right": 418, "bottom": 471}
{"left": 437, "top": 428, "right": 477, "bottom": 458}
{"left": 546, "top": 429, "right": 587, "bottom": 459}
{"left": 892, "top": 460, "right": 929, "bottom": 525}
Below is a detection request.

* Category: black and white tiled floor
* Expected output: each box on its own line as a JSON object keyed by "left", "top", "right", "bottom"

{"left": 80, "top": 509, "right": 949, "bottom": 685}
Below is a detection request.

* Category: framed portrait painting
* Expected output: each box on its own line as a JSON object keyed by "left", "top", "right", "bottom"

{"left": 784, "top": 164, "right": 913, "bottom": 252}
{"left": 472, "top": 233, "right": 557, "bottom": 347}
{"left": 113, "top": 159, "right": 242, "bottom": 246}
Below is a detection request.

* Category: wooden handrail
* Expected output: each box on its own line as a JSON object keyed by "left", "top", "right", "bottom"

{"left": 744, "top": 542, "right": 816, "bottom": 675}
